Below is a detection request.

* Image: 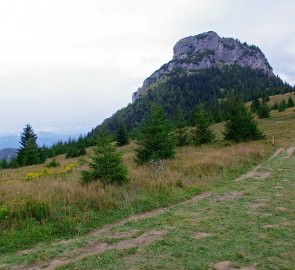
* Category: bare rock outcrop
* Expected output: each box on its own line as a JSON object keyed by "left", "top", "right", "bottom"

{"left": 132, "top": 31, "right": 273, "bottom": 102}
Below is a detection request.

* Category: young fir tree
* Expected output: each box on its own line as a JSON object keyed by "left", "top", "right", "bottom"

{"left": 66, "top": 136, "right": 86, "bottom": 158}
{"left": 224, "top": 96, "right": 264, "bottom": 142}
{"left": 135, "top": 104, "right": 176, "bottom": 164}
{"left": 174, "top": 107, "right": 188, "bottom": 147}
{"left": 251, "top": 99, "right": 261, "bottom": 113}
{"left": 39, "top": 145, "right": 48, "bottom": 163}
{"left": 287, "top": 96, "right": 295, "bottom": 108}
{"left": 81, "top": 129, "right": 128, "bottom": 185}
{"left": 257, "top": 101, "right": 270, "bottom": 118}
{"left": 278, "top": 100, "right": 287, "bottom": 112}
{"left": 17, "top": 124, "right": 41, "bottom": 166}
{"left": 116, "top": 121, "right": 129, "bottom": 146}
{"left": 22, "top": 138, "right": 41, "bottom": 166}
{"left": 0, "top": 159, "right": 8, "bottom": 169}
{"left": 8, "top": 157, "right": 19, "bottom": 168}
{"left": 272, "top": 102, "right": 279, "bottom": 111}
{"left": 192, "top": 104, "right": 215, "bottom": 145}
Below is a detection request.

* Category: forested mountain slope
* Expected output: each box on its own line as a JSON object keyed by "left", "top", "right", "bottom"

{"left": 93, "top": 66, "right": 292, "bottom": 133}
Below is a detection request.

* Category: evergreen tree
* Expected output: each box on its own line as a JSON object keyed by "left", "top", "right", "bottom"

{"left": 66, "top": 136, "right": 86, "bottom": 158}
{"left": 77, "top": 136, "right": 87, "bottom": 154}
{"left": 81, "top": 129, "right": 128, "bottom": 185}
{"left": 8, "top": 157, "right": 19, "bottom": 168}
{"left": 251, "top": 99, "right": 261, "bottom": 113}
{"left": 135, "top": 104, "right": 176, "bottom": 164}
{"left": 287, "top": 96, "right": 295, "bottom": 108}
{"left": 22, "top": 139, "right": 41, "bottom": 166}
{"left": 39, "top": 145, "right": 48, "bottom": 163}
{"left": 278, "top": 100, "right": 287, "bottom": 112}
{"left": 224, "top": 97, "right": 264, "bottom": 142}
{"left": 17, "top": 124, "right": 41, "bottom": 166}
{"left": 116, "top": 121, "right": 129, "bottom": 146}
{"left": 174, "top": 107, "right": 189, "bottom": 147}
{"left": 272, "top": 102, "right": 279, "bottom": 111}
{"left": 0, "top": 159, "right": 8, "bottom": 169}
{"left": 257, "top": 101, "right": 270, "bottom": 118}
{"left": 192, "top": 104, "right": 215, "bottom": 145}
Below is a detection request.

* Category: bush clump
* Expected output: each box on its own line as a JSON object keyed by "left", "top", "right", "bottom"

{"left": 20, "top": 201, "right": 50, "bottom": 223}
{"left": 46, "top": 159, "right": 60, "bottom": 168}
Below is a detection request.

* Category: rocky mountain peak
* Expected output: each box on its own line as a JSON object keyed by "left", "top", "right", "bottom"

{"left": 132, "top": 32, "right": 273, "bottom": 102}
{"left": 173, "top": 31, "right": 219, "bottom": 60}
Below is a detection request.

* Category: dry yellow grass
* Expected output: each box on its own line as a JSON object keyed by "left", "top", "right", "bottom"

{"left": 267, "top": 92, "right": 295, "bottom": 106}
{"left": 246, "top": 92, "right": 295, "bottom": 107}
{"left": 213, "top": 107, "right": 295, "bottom": 145}
{"left": 0, "top": 143, "right": 264, "bottom": 216}
{"left": 259, "top": 108, "right": 295, "bottom": 146}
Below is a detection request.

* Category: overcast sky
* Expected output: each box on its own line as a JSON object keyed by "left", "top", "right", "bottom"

{"left": 0, "top": 0, "right": 294, "bottom": 136}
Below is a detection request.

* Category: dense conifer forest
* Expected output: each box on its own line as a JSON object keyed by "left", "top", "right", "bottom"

{"left": 93, "top": 66, "right": 293, "bottom": 134}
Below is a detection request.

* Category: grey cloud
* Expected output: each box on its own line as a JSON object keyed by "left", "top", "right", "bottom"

{"left": 0, "top": 0, "right": 294, "bottom": 136}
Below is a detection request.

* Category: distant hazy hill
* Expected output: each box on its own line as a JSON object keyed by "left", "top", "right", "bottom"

{"left": 0, "top": 132, "right": 77, "bottom": 150}
{"left": 0, "top": 148, "right": 17, "bottom": 161}
{"left": 90, "top": 31, "right": 293, "bottom": 134}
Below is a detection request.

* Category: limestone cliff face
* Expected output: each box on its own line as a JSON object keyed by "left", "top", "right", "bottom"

{"left": 132, "top": 31, "right": 273, "bottom": 102}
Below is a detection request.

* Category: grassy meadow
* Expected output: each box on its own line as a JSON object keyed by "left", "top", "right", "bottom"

{"left": 0, "top": 107, "right": 295, "bottom": 260}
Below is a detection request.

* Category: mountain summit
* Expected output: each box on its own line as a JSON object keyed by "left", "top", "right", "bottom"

{"left": 132, "top": 31, "right": 273, "bottom": 102}
{"left": 90, "top": 31, "right": 292, "bottom": 135}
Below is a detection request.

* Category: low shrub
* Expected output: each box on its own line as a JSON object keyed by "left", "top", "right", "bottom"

{"left": 21, "top": 201, "right": 50, "bottom": 222}
{"left": 25, "top": 172, "right": 45, "bottom": 181}
{"left": 46, "top": 160, "right": 60, "bottom": 168}
{"left": 0, "top": 206, "right": 9, "bottom": 222}
{"left": 24, "top": 163, "right": 77, "bottom": 181}
{"left": 64, "top": 163, "right": 77, "bottom": 172}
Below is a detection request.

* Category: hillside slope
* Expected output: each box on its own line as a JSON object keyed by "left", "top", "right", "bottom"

{"left": 96, "top": 66, "right": 292, "bottom": 133}
{"left": 1, "top": 108, "right": 294, "bottom": 269}
{"left": 0, "top": 107, "right": 295, "bottom": 262}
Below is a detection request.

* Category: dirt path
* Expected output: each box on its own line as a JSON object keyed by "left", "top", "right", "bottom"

{"left": 268, "top": 147, "right": 285, "bottom": 161}
{"left": 235, "top": 147, "right": 285, "bottom": 181}
{"left": 284, "top": 146, "right": 295, "bottom": 159}
{"left": 235, "top": 164, "right": 271, "bottom": 181}
{"left": 10, "top": 193, "right": 211, "bottom": 270}
{"left": 88, "top": 192, "right": 210, "bottom": 237}
{"left": 28, "top": 230, "right": 167, "bottom": 270}
{"left": 211, "top": 260, "right": 256, "bottom": 270}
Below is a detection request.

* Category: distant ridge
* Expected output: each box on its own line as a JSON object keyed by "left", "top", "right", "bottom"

{"left": 0, "top": 132, "right": 79, "bottom": 149}
{"left": 0, "top": 148, "right": 17, "bottom": 161}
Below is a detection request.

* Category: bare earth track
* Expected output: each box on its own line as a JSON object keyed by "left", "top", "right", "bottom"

{"left": 235, "top": 147, "right": 285, "bottom": 181}
{"left": 10, "top": 193, "right": 211, "bottom": 270}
